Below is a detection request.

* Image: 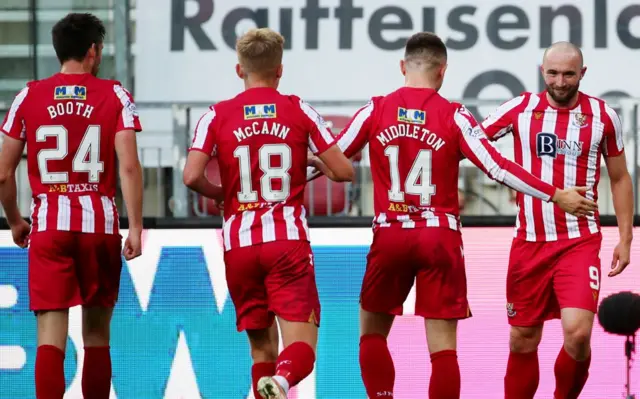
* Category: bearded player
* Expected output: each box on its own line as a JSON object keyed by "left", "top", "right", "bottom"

{"left": 477, "top": 42, "right": 633, "bottom": 399}
{"left": 312, "top": 32, "right": 597, "bottom": 398}
{"left": 183, "top": 28, "right": 353, "bottom": 399}
{"left": 0, "top": 13, "right": 143, "bottom": 399}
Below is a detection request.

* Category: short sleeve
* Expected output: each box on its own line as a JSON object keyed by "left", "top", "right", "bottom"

{"left": 190, "top": 106, "right": 217, "bottom": 156}
{"left": 602, "top": 103, "right": 624, "bottom": 157}
{"left": 1, "top": 86, "right": 29, "bottom": 141}
{"left": 298, "top": 99, "right": 336, "bottom": 155}
{"left": 113, "top": 84, "right": 142, "bottom": 132}
{"left": 479, "top": 94, "right": 527, "bottom": 140}
{"left": 335, "top": 100, "right": 374, "bottom": 159}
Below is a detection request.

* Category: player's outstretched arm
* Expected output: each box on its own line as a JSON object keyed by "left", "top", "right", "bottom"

{"left": 183, "top": 151, "right": 224, "bottom": 201}
{"left": 115, "top": 129, "right": 143, "bottom": 259}
{"left": 0, "top": 136, "right": 30, "bottom": 247}
{"left": 457, "top": 110, "right": 597, "bottom": 217}
{"left": 305, "top": 100, "right": 372, "bottom": 183}
{"left": 312, "top": 145, "right": 354, "bottom": 182}
{"left": 476, "top": 95, "right": 526, "bottom": 141}
{"left": 605, "top": 153, "right": 633, "bottom": 277}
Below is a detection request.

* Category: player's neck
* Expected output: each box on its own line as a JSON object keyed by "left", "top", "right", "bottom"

{"left": 404, "top": 75, "right": 439, "bottom": 91}
{"left": 545, "top": 91, "right": 580, "bottom": 109}
{"left": 244, "top": 78, "right": 278, "bottom": 90}
{"left": 60, "top": 61, "right": 92, "bottom": 75}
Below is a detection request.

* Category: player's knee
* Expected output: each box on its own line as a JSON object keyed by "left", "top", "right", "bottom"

{"left": 83, "top": 327, "right": 110, "bottom": 347}
{"left": 563, "top": 322, "right": 592, "bottom": 350}
{"left": 509, "top": 326, "right": 542, "bottom": 353}
{"left": 562, "top": 309, "right": 594, "bottom": 354}
{"left": 250, "top": 341, "right": 278, "bottom": 363}
{"left": 360, "top": 307, "right": 394, "bottom": 338}
{"left": 36, "top": 310, "right": 69, "bottom": 350}
{"left": 82, "top": 312, "right": 112, "bottom": 346}
{"left": 425, "top": 319, "right": 457, "bottom": 353}
{"left": 247, "top": 323, "right": 280, "bottom": 362}
{"left": 0, "top": 170, "right": 10, "bottom": 185}
{"left": 278, "top": 318, "right": 319, "bottom": 350}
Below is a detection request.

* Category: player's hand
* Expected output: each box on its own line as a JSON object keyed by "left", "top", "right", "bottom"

{"left": 214, "top": 200, "right": 224, "bottom": 212}
{"left": 10, "top": 219, "right": 30, "bottom": 248}
{"left": 609, "top": 240, "right": 631, "bottom": 277}
{"left": 551, "top": 187, "right": 598, "bottom": 217}
{"left": 307, "top": 151, "right": 318, "bottom": 167}
{"left": 123, "top": 229, "right": 142, "bottom": 261}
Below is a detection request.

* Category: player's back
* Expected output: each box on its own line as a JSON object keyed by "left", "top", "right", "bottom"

{"left": 208, "top": 87, "right": 332, "bottom": 249}
{"left": 365, "top": 87, "right": 468, "bottom": 230}
{"left": 11, "top": 73, "right": 140, "bottom": 234}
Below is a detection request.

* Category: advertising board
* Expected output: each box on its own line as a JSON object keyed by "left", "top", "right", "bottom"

{"left": 136, "top": 0, "right": 640, "bottom": 116}
{"left": 1, "top": 227, "right": 639, "bottom": 398}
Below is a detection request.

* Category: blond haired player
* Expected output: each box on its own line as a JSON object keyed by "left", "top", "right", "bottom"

{"left": 183, "top": 28, "right": 353, "bottom": 399}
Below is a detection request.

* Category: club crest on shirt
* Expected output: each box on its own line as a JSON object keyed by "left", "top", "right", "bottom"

{"left": 572, "top": 112, "right": 589, "bottom": 128}
{"left": 534, "top": 111, "right": 543, "bottom": 119}
{"left": 397, "top": 107, "right": 426, "bottom": 125}
{"left": 54, "top": 85, "right": 86, "bottom": 100}
{"left": 243, "top": 103, "right": 276, "bottom": 120}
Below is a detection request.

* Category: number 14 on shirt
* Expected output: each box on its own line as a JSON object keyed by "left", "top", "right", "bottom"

{"left": 385, "top": 145, "right": 435, "bottom": 206}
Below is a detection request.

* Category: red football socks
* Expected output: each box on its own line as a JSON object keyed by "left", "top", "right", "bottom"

{"left": 35, "top": 345, "right": 65, "bottom": 399}
{"left": 82, "top": 346, "right": 112, "bottom": 399}
{"left": 554, "top": 346, "right": 591, "bottom": 399}
{"left": 359, "top": 334, "right": 395, "bottom": 398}
{"left": 504, "top": 350, "right": 540, "bottom": 399}
{"left": 252, "top": 362, "right": 276, "bottom": 398}
{"left": 429, "top": 350, "right": 460, "bottom": 399}
{"left": 275, "top": 341, "right": 316, "bottom": 388}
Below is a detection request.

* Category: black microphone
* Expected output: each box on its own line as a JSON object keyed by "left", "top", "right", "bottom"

{"left": 598, "top": 291, "right": 640, "bottom": 336}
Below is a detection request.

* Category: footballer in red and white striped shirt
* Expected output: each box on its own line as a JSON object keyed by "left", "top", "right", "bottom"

{"left": 477, "top": 42, "right": 634, "bottom": 399}
{"left": 1, "top": 77, "right": 141, "bottom": 236}
{"left": 188, "top": 91, "right": 349, "bottom": 251}
{"left": 182, "top": 27, "right": 353, "bottom": 399}
{"left": 480, "top": 89, "right": 624, "bottom": 243}
{"left": 335, "top": 93, "right": 578, "bottom": 232}
{"left": 0, "top": 13, "right": 144, "bottom": 398}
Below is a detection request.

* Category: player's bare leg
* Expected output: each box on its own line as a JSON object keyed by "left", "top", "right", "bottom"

{"left": 359, "top": 307, "right": 395, "bottom": 398}
{"left": 257, "top": 318, "right": 317, "bottom": 399}
{"left": 36, "top": 310, "right": 69, "bottom": 399}
{"left": 81, "top": 306, "right": 115, "bottom": 399}
{"left": 504, "top": 325, "right": 543, "bottom": 399}
{"left": 425, "top": 319, "right": 460, "bottom": 399}
{"left": 247, "top": 322, "right": 279, "bottom": 398}
{"left": 554, "top": 308, "right": 594, "bottom": 399}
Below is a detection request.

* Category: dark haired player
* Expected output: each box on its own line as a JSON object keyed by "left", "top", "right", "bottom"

{"left": 0, "top": 13, "right": 143, "bottom": 399}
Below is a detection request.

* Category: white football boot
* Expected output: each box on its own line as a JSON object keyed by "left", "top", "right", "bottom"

{"left": 257, "top": 376, "right": 287, "bottom": 399}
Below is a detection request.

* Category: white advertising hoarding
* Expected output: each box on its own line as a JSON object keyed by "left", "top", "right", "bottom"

{"left": 135, "top": 0, "right": 640, "bottom": 107}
